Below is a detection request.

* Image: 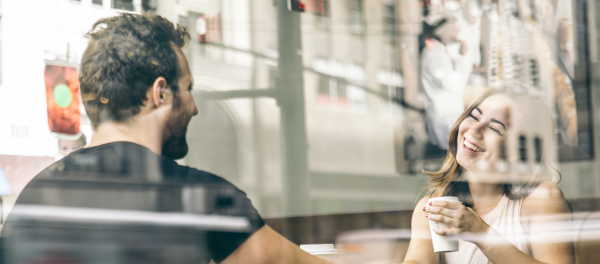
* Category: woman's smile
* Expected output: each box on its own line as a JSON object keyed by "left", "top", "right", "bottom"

{"left": 462, "top": 138, "right": 485, "bottom": 153}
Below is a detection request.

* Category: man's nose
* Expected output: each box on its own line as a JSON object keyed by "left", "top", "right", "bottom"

{"left": 192, "top": 104, "right": 199, "bottom": 116}
{"left": 190, "top": 96, "right": 199, "bottom": 116}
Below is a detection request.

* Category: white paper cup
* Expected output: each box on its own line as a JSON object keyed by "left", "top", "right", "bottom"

{"left": 300, "top": 244, "right": 338, "bottom": 260}
{"left": 427, "top": 196, "right": 461, "bottom": 252}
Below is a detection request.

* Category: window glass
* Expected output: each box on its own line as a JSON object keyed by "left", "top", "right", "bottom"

{"left": 0, "top": 0, "right": 596, "bottom": 263}
{"left": 112, "top": 0, "right": 133, "bottom": 11}
{"left": 348, "top": 0, "right": 363, "bottom": 34}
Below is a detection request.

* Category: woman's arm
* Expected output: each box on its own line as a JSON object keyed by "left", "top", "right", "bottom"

{"left": 522, "top": 181, "right": 575, "bottom": 264}
{"left": 426, "top": 182, "right": 574, "bottom": 264}
{"left": 428, "top": 200, "right": 545, "bottom": 263}
{"left": 401, "top": 196, "right": 439, "bottom": 264}
{"left": 475, "top": 181, "right": 574, "bottom": 263}
{"left": 473, "top": 226, "right": 547, "bottom": 264}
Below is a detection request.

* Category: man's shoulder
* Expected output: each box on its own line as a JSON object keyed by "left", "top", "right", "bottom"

{"left": 30, "top": 142, "right": 237, "bottom": 188}
{"left": 168, "top": 162, "right": 235, "bottom": 186}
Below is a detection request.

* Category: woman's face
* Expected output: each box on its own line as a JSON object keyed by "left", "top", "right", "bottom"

{"left": 456, "top": 94, "right": 511, "bottom": 173}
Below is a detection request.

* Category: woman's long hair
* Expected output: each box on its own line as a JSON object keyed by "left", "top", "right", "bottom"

{"left": 422, "top": 89, "right": 558, "bottom": 207}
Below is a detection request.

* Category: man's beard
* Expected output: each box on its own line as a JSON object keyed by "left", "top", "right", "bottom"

{"left": 162, "top": 100, "right": 192, "bottom": 160}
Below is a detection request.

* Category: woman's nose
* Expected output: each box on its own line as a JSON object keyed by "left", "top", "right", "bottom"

{"left": 468, "top": 122, "right": 485, "bottom": 139}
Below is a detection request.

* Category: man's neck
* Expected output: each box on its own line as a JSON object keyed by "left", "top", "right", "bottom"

{"left": 88, "top": 117, "right": 163, "bottom": 155}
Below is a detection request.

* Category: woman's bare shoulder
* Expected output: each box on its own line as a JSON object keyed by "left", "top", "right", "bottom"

{"left": 418, "top": 195, "right": 429, "bottom": 205}
{"left": 413, "top": 195, "right": 432, "bottom": 211}
{"left": 522, "top": 181, "right": 569, "bottom": 217}
{"left": 410, "top": 196, "right": 431, "bottom": 224}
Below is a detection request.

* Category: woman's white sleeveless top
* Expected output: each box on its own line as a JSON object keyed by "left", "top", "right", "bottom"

{"left": 442, "top": 195, "right": 531, "bottom": 264}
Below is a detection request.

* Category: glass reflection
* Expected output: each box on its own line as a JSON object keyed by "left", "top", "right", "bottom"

{"left": 0, "top": 0, "right": 597, "bottom": 263}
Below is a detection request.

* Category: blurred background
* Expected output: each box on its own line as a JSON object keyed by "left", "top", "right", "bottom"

{"left": 0, "top": 0, "right": 598, "bottom": 262}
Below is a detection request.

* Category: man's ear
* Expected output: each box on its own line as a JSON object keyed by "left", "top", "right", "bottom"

{"left": 150, "top": 77, "right": 171, "bottom": 108}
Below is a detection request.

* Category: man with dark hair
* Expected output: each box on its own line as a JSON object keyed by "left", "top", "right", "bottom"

{"left": 3, "top": 14, "right": 334, "bottom": 264}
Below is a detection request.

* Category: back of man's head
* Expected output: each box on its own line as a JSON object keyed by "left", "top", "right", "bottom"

{"left": 432, "top": 15, "right": 460, "bottom": 42}
{"left": 80, "top": 13, "right": 190, "bottom": 128}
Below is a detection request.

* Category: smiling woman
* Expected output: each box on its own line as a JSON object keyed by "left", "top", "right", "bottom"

{"left": 401, "top": 89, "right": 575, "bottom": 264}
{"left": 423, "top": 90, "right": 521, "bottom": 203}
{"left": 455, "top": 94, "right": 512, "bottom": 182}
{"left": 421, "top": 90, "right": 548, "bottom": 205}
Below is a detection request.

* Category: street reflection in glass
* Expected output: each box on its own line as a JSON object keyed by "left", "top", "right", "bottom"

{"left": 0, "top": 0, "right": 598, "bottom": 263}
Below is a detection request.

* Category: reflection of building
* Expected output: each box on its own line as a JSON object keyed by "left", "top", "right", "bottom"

{"left": 483, "top": 0, "right": 598, "bottom": 201}
{"left": 560, "top": 0, "right": 600, "bottom": 200}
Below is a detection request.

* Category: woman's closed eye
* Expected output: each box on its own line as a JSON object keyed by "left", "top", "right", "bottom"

{"left": 469, "top": 114, "right": 479, "bottom": 121}
{"left": 489, "top": 126, "right": 503, "bottom": 135}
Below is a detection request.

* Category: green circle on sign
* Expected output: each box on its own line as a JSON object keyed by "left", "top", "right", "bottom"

{"left": 53, "top": 83, "right": 72, "bottom": 108}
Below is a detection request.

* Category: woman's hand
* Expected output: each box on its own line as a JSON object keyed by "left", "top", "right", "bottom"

{"left": 425, "top": 201, "right": 490, "bottom": 236}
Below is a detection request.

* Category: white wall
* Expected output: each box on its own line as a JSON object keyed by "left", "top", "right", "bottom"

{"left": 0, "top": 0, "right": 124, "bottom": 157}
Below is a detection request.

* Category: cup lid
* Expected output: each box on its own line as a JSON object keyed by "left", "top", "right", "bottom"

{"left": 428, "top": 196, "right": 460, "bottom": 202}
